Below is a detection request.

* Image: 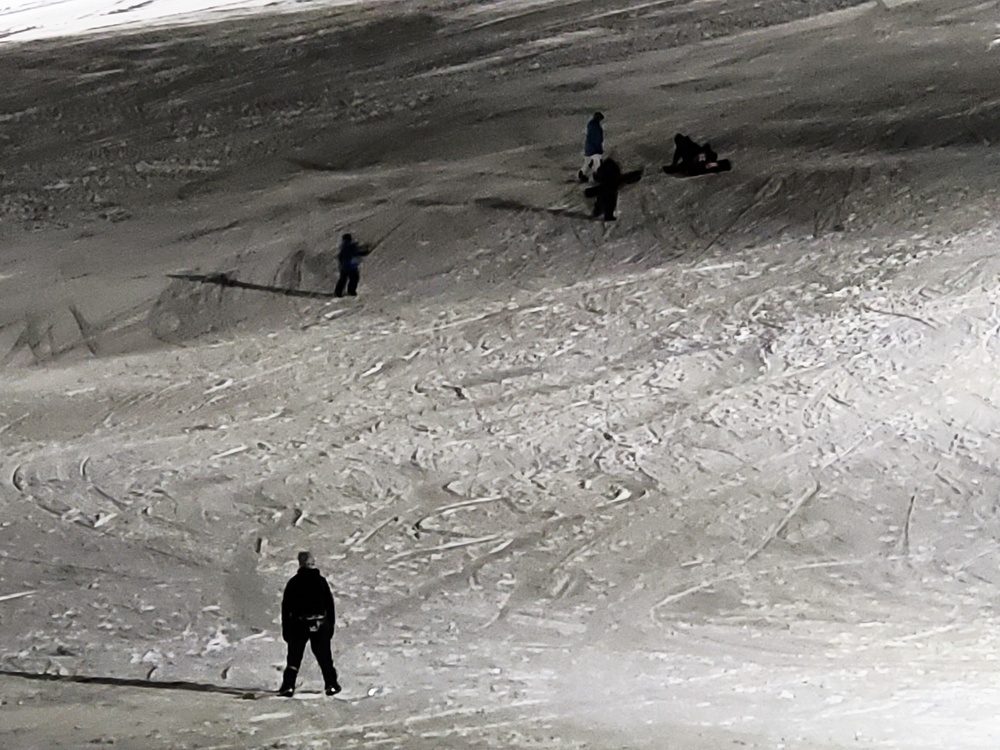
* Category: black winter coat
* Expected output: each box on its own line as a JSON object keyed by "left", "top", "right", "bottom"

{"left": 594, "top": 157, "right": 622, "bottom": 188}
{"left": 281, "top": 567, "right": 336, "bottom": 642}
{"left": 338, "top": 240, "right": 371, "bottom": 271}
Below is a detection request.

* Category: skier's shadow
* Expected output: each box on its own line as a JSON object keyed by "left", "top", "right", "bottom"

{"left": 0, "top": 668, "right": 263, "bottom": 698}
{"left": 166, "top": 272, "right": 336, "bottom": 300}
{"left": 474, "top": 196, "right": 594, "bottom": 220}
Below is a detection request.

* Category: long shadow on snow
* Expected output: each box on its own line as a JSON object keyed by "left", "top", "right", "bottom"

{"left": 166, "top": 272, "right": 336, "bottom": 300}
{"left": 474, "top": 196, "right": 594, "bottom": 220}
{"left": 0, "top": 668, "right": 264, "bottom": 698}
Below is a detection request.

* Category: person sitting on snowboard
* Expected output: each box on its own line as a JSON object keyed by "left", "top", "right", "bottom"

{"left": 664, "top": 133, "right": 730, "bottom": 176}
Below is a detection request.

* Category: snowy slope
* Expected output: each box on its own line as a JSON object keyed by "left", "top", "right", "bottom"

{"left": 3, "top": 1, "right": 1000, "bottom": 748}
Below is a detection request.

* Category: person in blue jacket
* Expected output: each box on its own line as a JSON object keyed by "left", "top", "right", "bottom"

{"left": 578, "top": 111, "right": 605, "bottom": 183}
{"left": 335, "top": 233, "right": 371, "bottom": 298}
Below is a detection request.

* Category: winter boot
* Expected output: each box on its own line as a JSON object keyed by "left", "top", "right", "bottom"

{"left": 279, "top": 667, "right": 297, "bottom": 697}
{"left": 324, "top": 668, "right": 342, "bottom": 696}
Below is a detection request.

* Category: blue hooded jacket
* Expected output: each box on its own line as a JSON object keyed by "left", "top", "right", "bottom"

{"left": 584, "top": 116, "right": 604, "bottom": 157}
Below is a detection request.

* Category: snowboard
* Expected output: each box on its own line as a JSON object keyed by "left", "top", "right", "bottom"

{"left": 662, "top": 159, "right": 731, "bottom": 177}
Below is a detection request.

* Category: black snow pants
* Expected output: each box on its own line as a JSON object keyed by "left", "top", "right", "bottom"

{"left": 281, "top": 631, "right": 339, "bottom": 691}
{"left": 592, "top": 187, "right": 619, "bottom": 221}
{"left": 335, "top": 268, "right": 360, "bottom": 297}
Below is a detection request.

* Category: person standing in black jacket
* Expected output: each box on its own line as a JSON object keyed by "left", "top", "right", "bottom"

{"left": 590, "top": 157, "right": 623, "bottom": 221}
{"left": 334, "top": 232, "right": 371, "bottom": 298}
{"left": 279, "top": 551, "right": 341, "bottom": 697}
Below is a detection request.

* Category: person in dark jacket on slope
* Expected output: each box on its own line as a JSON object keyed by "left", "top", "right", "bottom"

{"left": 334, "top": 232, "right": 371, "bottom": 298}
{"left": 578, "top": 111, "right": 605, "bottom": 183}
{"left": 664, "top": 133, "right": 731, "bottom": 176}
{"left": 279, "top": 551, "right": 341, "bottom": 697}
{"left": 590, "top": 156, "right": 623, "bottom": 221}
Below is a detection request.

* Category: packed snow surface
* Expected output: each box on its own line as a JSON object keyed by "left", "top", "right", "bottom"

{"left": 2, "top": 1, "right": 1000, "bottom": 748}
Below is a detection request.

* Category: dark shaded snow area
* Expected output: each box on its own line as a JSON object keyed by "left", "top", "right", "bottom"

{"left": 3, "top": 1, "right": 1000, "bottom": 748}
